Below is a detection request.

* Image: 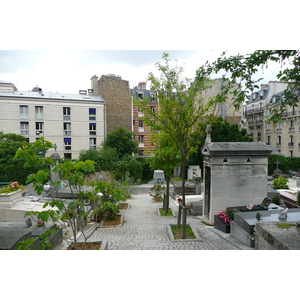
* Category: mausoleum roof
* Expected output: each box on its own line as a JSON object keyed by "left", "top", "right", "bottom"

{"left": 202, "top": 142, "right": 273, "bottom": 156}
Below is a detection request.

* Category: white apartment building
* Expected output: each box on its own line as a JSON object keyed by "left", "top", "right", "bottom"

{"left": 0, "top": 80, "right": 105, "bottom": 159}
{"left": 242, "top": 81, "right": 300, "bottom": 157}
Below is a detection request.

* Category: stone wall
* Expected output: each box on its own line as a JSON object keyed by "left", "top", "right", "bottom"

{"left": 255, "top": 222, "right": 300, "bottom": 250}
{"left": 98, "top": 75, "right": 132, "bottom": 134}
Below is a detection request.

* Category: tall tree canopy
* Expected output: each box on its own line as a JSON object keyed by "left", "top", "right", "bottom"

{"left": 102, "top": 127, "right": 138, "bottom": 159}
{"left": 195, "top": 50, "right": 300, "bottom": 122}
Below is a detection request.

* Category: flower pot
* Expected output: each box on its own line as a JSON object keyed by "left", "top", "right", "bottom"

{"left": 214, "top": 215, "right": 231, "bottom": 233}
{"left": 0, "top": 189, "right": 23, "bottom": 208}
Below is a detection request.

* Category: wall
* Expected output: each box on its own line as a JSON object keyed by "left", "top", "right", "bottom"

{"left": 98, "top": 75, "right": 132, "bottom": 134}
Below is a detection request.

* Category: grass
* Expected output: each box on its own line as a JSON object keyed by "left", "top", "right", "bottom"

{"left": 171, "top": 224, "right": 196, "bottom": 239}
{"left": 277, "top": 223, "right": 294, "bottom": 229}
{"left": 159, "top": 208, "right": 173, "bottom": 216}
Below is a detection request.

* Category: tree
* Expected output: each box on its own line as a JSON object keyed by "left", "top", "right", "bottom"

{"left": 14, "top": 138, "right": 125, "bottom": 250}
{"left": 136, "top": 53, "right": 209, "bottom": 238}
{"left": 149, "top": 132, "right": 181, "bottom": 215}
{"left": 0, "top": 131, "right": 38, "bottom": 184}
{"left": 102, "top": 127, "right": 138, "bottom": 159}
{"left": 188, "top": 117, "right": 253, "bottom": 168}
{"left": 195, "top": 50, "right": 300, "bottom": 122}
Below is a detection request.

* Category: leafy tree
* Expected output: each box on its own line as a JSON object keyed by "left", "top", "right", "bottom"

{"left": 136, "top": 53, "right": 210, "bottom": 238}
{"left": 114, "top": 155, "right": 143, "bottom": 183}
{"left": 149, "top": 132, "right": 181, "bottom": 215}
{"left": 14, "top": 138, "right": 125, "bottom": 250}
{"left": 188, "top": 117, "right": 253, "bottom": 168}
{"left": 102, "top": 127, "right": 138, "bottom": 159}
{"left": 196, "top": 50, "right": 300, "bottom": 122}
{"left": 79, "top": 147, "right": 119, "bottom": 172}
{"left": 0, "top": 131, "right": 38, "bottom": 184}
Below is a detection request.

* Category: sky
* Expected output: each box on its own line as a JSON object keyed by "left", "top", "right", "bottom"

{"left": 0, "top": 49, "right": 290, "bottom": 95}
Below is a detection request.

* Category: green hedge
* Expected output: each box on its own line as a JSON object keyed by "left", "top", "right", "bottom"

{"left": 268, "top": 155, "right": 300, "bottom": 175}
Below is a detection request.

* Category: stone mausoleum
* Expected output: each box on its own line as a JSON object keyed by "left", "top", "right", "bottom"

{"left": 202, "top": 130, "right": 272, "bottom": 225}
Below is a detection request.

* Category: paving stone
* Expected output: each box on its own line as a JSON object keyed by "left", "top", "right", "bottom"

{"left": 81, "top": 193, "right": 240, "bottom": 250}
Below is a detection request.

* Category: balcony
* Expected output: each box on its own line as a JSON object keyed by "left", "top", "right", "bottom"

{"left": 276, "top": 143, "right": 281, "bottom": 147}
{"left": 288, "top": 143, "right": 294, "bottom": 147}
{"left": 288, "top": 127, "right": 295, "bottom": 133}
{"left": 276, "top": 128, "right": 282, "bottom": 132}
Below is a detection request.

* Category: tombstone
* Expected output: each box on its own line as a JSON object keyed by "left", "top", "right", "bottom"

{"left": 153, "top": 170, "right": 165, "bottom": 183}
{"left": 188, "top": 165, "right": 201, "bottom": 180}
{"left": 202, "top": 126, "right": 273, "bottom": 225}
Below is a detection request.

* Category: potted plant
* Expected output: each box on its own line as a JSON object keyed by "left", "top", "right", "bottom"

{"left": 214, "top": 208, "right": 239, "bottom": 233}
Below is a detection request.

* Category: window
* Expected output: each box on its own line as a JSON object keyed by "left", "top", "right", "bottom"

{"left": 138, "top": 120, "right": 144, "bottom": 132}
{"left": 64, "top": 153, "right": 72, "bottom": 160}
{"left": 89, "top": 123, "right": 96, "bottom": 135}
{"left": 63, "top": 123, "right": 71, "bottom": 136}
{"left": 20, "top": 105, "right": 28, "bottom": 119}
{"left": 35, "top": 106, "right": 43, "bottom": 119}
{"left": 137, "top": 92, "right": 143, "bottom": 99}
{"left": 150, "top": 106, "right": 156, "bottom": 112}
{"left": 89, "top": 108, "right": 96, "bottom": 120}
{"left": 89, "top": 138, "right": 96, "bottom": 150}
{"left": 36, "top": 122, "right": 44, "bottom": 135}
{"left": 139, "top": 150, "right": 144, "bottom": 156}
{"left": 289, "top": 135, "right": 294, "bottom": 146}
{"left": 290, "top": 151, "right": 294, "bottom": 157}
{"left": 150, "top": 93, "right": 156, "bottom": 102}
{"left": 20, "top": 122, "right": 29, "bottom": 135}
{"left": 63, "top": 107, "right": 71, "bottom": 120}
{"left": 138, "top": 135, "right": 144, "bottom": 143}
{"left": 267, "top": 136, "right": 271, "bottom": 145}
{"left": 64, "top": 138, "right": 71, "bottom": 150}
{"left": 277, "top": 136, "right": 281, "bottom": 146}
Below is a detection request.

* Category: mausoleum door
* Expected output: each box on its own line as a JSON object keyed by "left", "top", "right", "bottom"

{"left": 204, "top": 166, "right": 211, "bottom": 217}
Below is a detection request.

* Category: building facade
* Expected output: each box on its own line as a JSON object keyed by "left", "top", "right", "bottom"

{"left": 241, "top": 81, "right": 300, "bottom": 157}
{"left": 131, "top": 82, "right": 158, "bottom": 156}
{"left": 0, "top": 82, "right": 105, "bottom": 159}
{"left": 97, "top": 74, "right": 132, "bottom": 134}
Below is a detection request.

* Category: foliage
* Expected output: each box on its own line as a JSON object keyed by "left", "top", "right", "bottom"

{"left": 297, "top": 191, "right": 300, "bottom": 206}
{"left": 79, "top": 147, "right": 119, "bottom": 172}
{"left": 14, "top": 138, "right": 126, "bottom": 250}
{"left": 113, "top": 155, "right": 143, "bottom": 182}
{"left": 268, "top": 155, "right": 300, "bottom": 175}
{"left": 217, "top": 208, "right": 239, "bottom": 224}
{"left": 277, "top": 223, "right": 294, "bottom": 229}
{"left": 102, "top": 127, "right": 138, "bottom": 159}
{"left": 0, "top": 131, "right": 38, "bottom": 184}
{"left": 188, "top": 117, "right": 253, "bottom": 169}
{"left": 0, "top": 181, "right": 25, "bottom": 194}
{"left": 272, "top": 176, "right": 289, "bottom": 190}
{"left": 93, "top": 201, "right": 119, "bottom": 221}
{"left": 272, "top": 196, "right": 281, "bottom": 206}
{"left": 149, "top": 184, "right": 165, "bottom": 200}
{"left": 195, "top": 50, "right": 300, "bottom": 122}
{"left": 170, "top": 225, "right": 196, "bottom": 239}
{"left": 135, "top": 156, "right": 153, "bottom": 183}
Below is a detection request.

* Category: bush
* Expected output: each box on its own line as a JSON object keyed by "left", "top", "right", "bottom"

{"left": 272, "top": 196, "right": 281, "bottom": 205}
{"left": 93, "top": 202, "right": 119, "bottom": 221}
{"left": 272, "top": 176, "right": 289, "bottom": 189}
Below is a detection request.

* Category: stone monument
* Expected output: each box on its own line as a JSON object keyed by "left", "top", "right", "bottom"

{"left": 202, "top": 125, "right": 273, "bottom": 225}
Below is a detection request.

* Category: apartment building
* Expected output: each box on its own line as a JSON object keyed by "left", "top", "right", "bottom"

{"left": 131, "top": 82, "right": 158, "bottom": 156}
{"left": 0, "top": 80, "right": 105, "bottom": 159}
{"left": 241, "top": 81, "right": 300, "bottom": 156}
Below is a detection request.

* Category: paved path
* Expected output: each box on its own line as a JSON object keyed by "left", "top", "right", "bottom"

{"left": 81, "top": 192, "right": 242, "bottom": 250}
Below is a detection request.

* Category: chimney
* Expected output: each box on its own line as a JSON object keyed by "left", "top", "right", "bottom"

{"left": 138, "top": 82, "right": 146, "bottom": 89}
{"left": 91, "top": 75, "right": 99, "bottom": 95}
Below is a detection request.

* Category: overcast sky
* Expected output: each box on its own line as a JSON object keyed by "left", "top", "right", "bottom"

{"left": 0, "top": 49, "right": 289, "bottom": 94}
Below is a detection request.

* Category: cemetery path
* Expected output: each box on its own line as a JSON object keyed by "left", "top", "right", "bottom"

{"left": 80, "top": 192, "right": 241, "bottom": 250}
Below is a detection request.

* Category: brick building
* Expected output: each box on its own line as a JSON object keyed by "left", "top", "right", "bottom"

{"left": 95, "top": 74, "right": 132, "bottom": 134}
{"left": 131, "top": 82, "right": 158, "bottom": 156}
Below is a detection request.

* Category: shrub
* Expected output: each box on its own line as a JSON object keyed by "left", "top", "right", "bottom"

{"left": 272, "top": 176, "right": 289, "bottom": 189}
{"left": 272, "top": 196, "right": 281, "bottom": 205}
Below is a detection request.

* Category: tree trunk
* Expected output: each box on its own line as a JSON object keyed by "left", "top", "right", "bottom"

{"left": 164, "top": 175, "right": 170, "bottom": 215}
{"left": 181, "top": 156, "right": 187, "bottom": 239}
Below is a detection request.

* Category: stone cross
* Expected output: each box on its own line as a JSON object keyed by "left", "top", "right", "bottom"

{"left": 205, "top": 125, "right": 212, "bottom": 143}
{"left": 274, "top": 159, "right": 282, "bottom": 174}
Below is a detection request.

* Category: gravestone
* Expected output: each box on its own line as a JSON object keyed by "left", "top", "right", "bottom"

{"left": 202, "top": 126, "right": 273, "bottom": 225}
{"left": 187, "top": 165, "right": 201, "bottom": 180}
